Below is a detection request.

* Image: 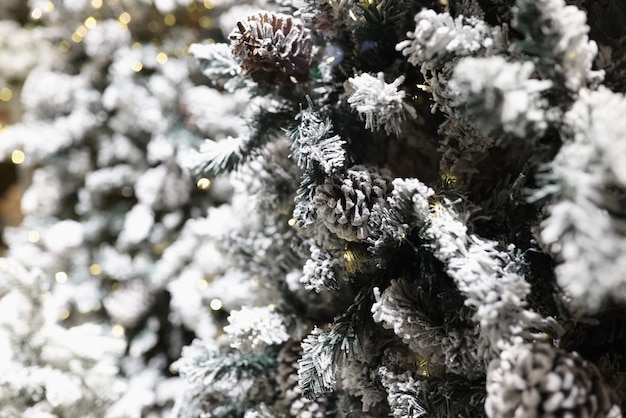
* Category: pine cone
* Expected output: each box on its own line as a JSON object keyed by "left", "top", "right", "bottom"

{"left": 229, "top": 12, "right": 313, "bottom": 86}
{"left": 313, "top": 165, "right": 392, "bottom": 242}
{"left": 485, "top": 343, "right": 620, "bottom": 418}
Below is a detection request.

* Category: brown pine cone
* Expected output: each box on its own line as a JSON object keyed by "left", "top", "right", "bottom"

{"left": 229, "top": 11, "right": 313, "bottom": 86}
{"left": 486, "top": 343, "right": 621, "bottom": 418}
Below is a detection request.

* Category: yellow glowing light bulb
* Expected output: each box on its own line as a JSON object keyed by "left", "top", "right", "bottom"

{"left": 28, "top": 231, "right": 40, "bottom": 243}
{"left": 112, "top": 324, "right": 125, "bottom": 337}
{"left": 0, "top": 87, "right": 12, "bottom": 102}
{"left": 196, "top": 177, "right": 211, "bottom": 190}
{"left": 209, "top": 298, "right": 223, "bottom": 311}
{"left": 199, "top": 16, "right": 213, "bottom": 29}
{"left": 91, "top": 0, "right": 103, "bottom": 8}
{"left": 11, "top": 150, "right": 25, "bottom": 165}
{"left": 89, "top": 264, "right": 102, "bottom": 275}
{"left": 85, "top": 16, "right": 97, "bottom": 29}
{"left": 55, "top": 271, "right": 68, "bottom": 283}
{"left": 60, "top": 309, "right": 70, "bottom": 320}
{"left": 119, "top": 12, "right": 131, "bottom": 25}
{"left": 156, "top": 52, "right": 168, "bottom": 64}
{"left": 164, "top": 14, "right": 176, "bottom": 26}
{"left": 197, "top": 279, "right": 208, "bottom": 290}
{"left": 75, "top": 25, "right": 88, "bottom": 37}
{"left": 132, "top": 61, "right": 143, "bottom": 72}
{"left": 31, "top": 8, "right": 43, "bottom": 19}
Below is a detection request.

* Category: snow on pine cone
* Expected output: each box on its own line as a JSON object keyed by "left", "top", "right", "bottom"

{"left": 229, "top": 11, "right": 313, "bottom": 86}
{"left": 313, "top": 165, "right": 392, "bottom": 242}
{"left": 485, "top": 343, "right": 621, "bottom": 418}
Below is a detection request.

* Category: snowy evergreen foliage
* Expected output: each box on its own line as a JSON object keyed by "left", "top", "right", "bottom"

{"left": 3, "top": 0, "right": 626, "bottom": 417}
{"left": 0, "top": 259, "right": 127, "bottom": 418}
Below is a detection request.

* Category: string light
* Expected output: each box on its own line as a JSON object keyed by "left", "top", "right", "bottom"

{"left": 343, "top": 244, "right": 369, "bottom": 275}
{"left": 118, "top": 12, "right": 131, "bottom": 25}
{"left": 75, "top": 25, "right": 88, "bottom": 37}
{"left": 60, "top": 309, "right": 70, "bottom": 320}
{"left": 199, "top": 16, "right": 213, "bottom": 29}
{"left": 288, "top": 218, "right": 297, "bottom": 227}
{"left": 196, "top": 177, "right": 211, "bottom": 190}
{"left": 203, "top": 0, "right": 215, "bottom": 8}
{"left": 209, "top": 298, "right": 223, "bottom": 311}
{"left": 0, "top": 87, "right": 12, "bottom": 102}
{"left": 71, "top": 32, "right": 84, "bottom": 43}
{"left": 11, "top": 150, "right": 25, "bottom": 165}
{"left": 59, "top": 41, "right": 70, "bottom": 52}
{"left": 91, "top": 0, "right": 103, "bottom": 8}
{"left": 197, "top": 279, "right": 208, "bottom": 290}
{"left": 55, "top": 271, "right": 68, "bottom": 283}
{"left": 132, "top": 61, "right": 143, "bottom": 72}
{"left": 156, "top": 52, "right": 168, "bottom": 64}
{"left": 85, "top": 16, "right": 97, "bottom": 29}
{"left": 89, "top": 264, "right": 102, "bottom": 275}
{"left": 28, "top": 231, "right": 40, "bottom": 243}
{"left": 45, "top": 1, "right": 54, "bottom": 12}
{"left": 441, "top": 171, "right": 458, "bottom": 190}
{"left": 164, "top": 14, "right": 176, "bottom": 26}
{"left": 112, "top": 324, "right": 125, "bottom": 337}
{"left": 31, "top": 8, "right": 43, "bottom": 19}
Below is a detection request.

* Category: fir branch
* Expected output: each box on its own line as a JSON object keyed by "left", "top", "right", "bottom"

{"left": 346, "top": 72, "right": 417, "bottom": 136}
{"left": 300, "top": 243, "right": 342, "bottom": 292}
{"left": 396, "top": 9, "right": 498, "bottom": 72}
{"left": 367, "top": 178, "right": 435, "bottom": 268}
{"left": 378, "top": 366, "right": 429, "bottom": 418}
{"left": 512, "top": 0, "right": 603, "bottom": 93}
{"left": 186, "top": 135, "right": 250, "bottom": 178}
{"left": 174, "top": 343, "right": 276, "bottom": 387}
{"left": 448, "top": 56, "right": 552, "bottom": 143}
{"left": 293, "top": 173, "right": 320, "bottom": 228}
{"left": 189, "top": 42, "right": 254, "bottom": 92}
{"left": 536, "top": 87, "right": 626, "bottom": 313}
{"left": 420, "top": 196, "right": 551, "bottom": 362}
{"left": 419, "top": 375, "right": 488, "bottom": 418}
{"left": 297, "top": 288, "right": 373, "bottom": 399}
{"left": 187, "top": 106, "right": 295, "bottom": 178}
{"left": 173, "top": 340, "right": 278, "bottom": 418}
{"left": 288, "top": 106, "right": 346, "bottom": 175}
{"left": 288, "top": 105, "right": 347, "bottom": 227}
{"left": 298, "top": 327, "right": 340, "bottom": 399}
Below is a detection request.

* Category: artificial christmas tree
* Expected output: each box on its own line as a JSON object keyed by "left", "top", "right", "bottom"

{"left": 0, "top": 0, "right": 261, "bottom": 415}
{"left": 173, "top": 0, "right": 626, "bottom": 416}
